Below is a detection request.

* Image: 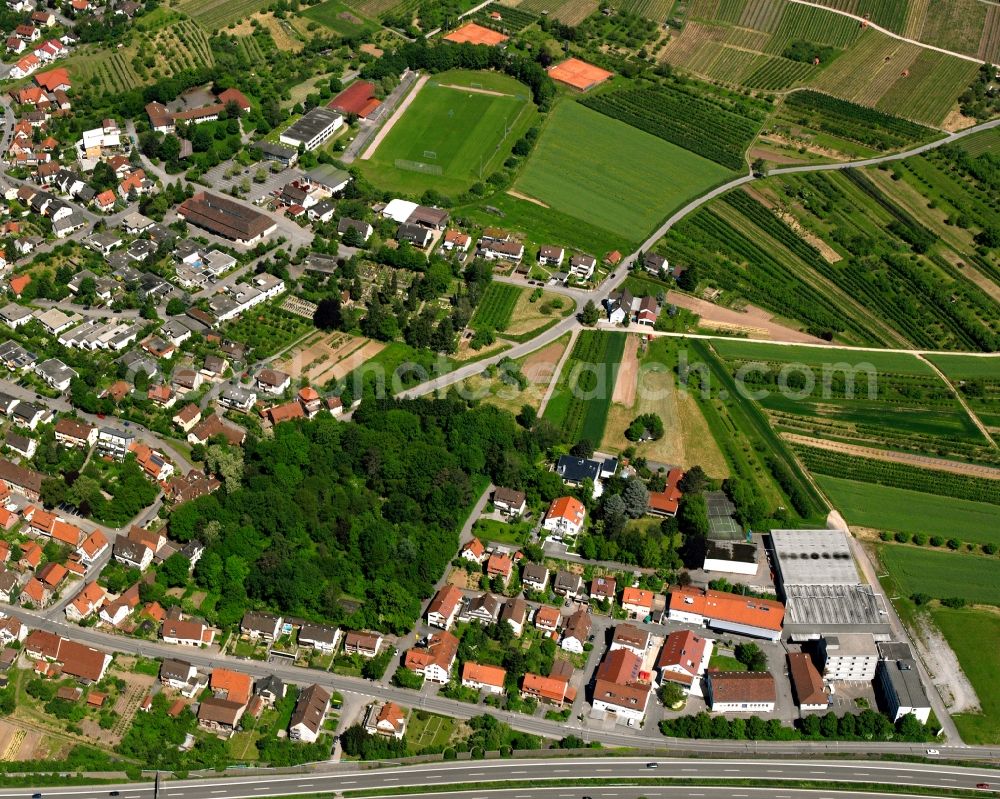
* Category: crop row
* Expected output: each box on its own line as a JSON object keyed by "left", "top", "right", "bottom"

{"left": 807, "top": 0, "right": 907, "bottom": 34}
{"left": 666, "top": 204, "right": 871, "bottom": 342}
{"left": 742, "top": 56, "right": 814, "bottom": 90}
{"left": 795, "top": 446, "right": 1000, "bottom": 506}
{"left": 470, "top": 283, "right": 521, "bottom": 332}
{"left": 731, "top": 178, "right": 1000, "bottom": 352}
{"left": 470, "top": 4, "right": 537, "bottom": 32}
{"left": 738, "top": 0, "right": 785, "bottom": 31}
{"left": 581, "top": 84, "right": 761, "bottom": 169}
{"left": 765, "top": 2, "right": 861, "bottom": 51}
{"left": 782, "top": 90, "right": 933, "bottom": 150}
{"left": 554, "top": 331, "right": 624, "bottom": 442}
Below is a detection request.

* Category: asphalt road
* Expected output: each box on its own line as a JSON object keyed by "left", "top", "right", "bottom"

{"left": 1, "top": 757, "right": 998, "bottom": 799}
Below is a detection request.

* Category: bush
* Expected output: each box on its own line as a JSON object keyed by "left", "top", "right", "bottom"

{"left": 893, "top": 531, "right": 910, "bottom": 543}
{"left": 929, "top": 536, "right": 945, "bottom": 547}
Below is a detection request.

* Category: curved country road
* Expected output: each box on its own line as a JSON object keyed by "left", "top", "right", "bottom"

{"left": 401, "top": 117, "right": 1000, "bottom": 399}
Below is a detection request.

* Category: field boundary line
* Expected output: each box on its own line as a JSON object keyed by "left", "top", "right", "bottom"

{"left": 360, "top": 73, "right": 429, "bottom": 161}
{"left": 787, "top": 0, "right": 984, "bottom": 63}
{"left": 437, "top": 82, "right": 513, "bottom": 97}
{"left": 915, "top": 354, "right": 999, "bottom": 450}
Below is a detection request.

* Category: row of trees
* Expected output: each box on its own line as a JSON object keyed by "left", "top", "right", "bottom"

{"left": 661, "top": 709, "right": 936, "bottom": 742}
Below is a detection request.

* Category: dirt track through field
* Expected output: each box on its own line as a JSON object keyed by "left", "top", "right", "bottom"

{"left": 611, "top": 334, "right": 639, "bottom": 406}
{"left": 784, "top": 432, "right": 1000, "bottom": 479}
{"left": 361, "top": 74, "right": 429, "bottom": 160}
{"left": 667, "top": 291, "right": 826, "bottom": 344}
{"left": 506, "top": 189, "right": 549, "bottom": 208}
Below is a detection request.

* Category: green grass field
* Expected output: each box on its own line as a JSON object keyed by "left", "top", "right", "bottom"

{"left": 514, "top": 101, "right": 733, "bottom": 245}
{"left": 929, "top": 606, "right": 1000, "bottom": 744}
{"left": 712, "top": 340, "right": 936, "bottom": 375}
{"left": 470, "top": 283, "right": 522, "bottom": 332}
{"left": 302, "top": 0, "right": 377, "bottom": 35}
{"left": 360, "top": 70, "right": 534, "bottom": 195}
{"left": 926, "top": 353, "right": 1000, "bottom": 380}
{"left": 460, "top": 192, "right": 632, "bottom": 263}
{"left": 880, "top": 545, "right": 1000, "bottom": 605}
{"left": 817, "top": 475, "right": 1000, "bottom": 544}
{"left": 543, "top": 330, "right": 627, "bottom": 443}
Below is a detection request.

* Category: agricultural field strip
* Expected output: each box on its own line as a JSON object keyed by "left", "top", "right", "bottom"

{"left": 415, "top": 116, "right": 999, "bottom": 406}
{"left": 786, "top": 0, "right": 983, "bottom": 63}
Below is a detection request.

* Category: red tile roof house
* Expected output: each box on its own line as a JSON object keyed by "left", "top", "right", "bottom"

{"left": 620, "top": 587, "right": 655, "bottom": 620}
{"left": 161, "top": 616, "right": 216, "bottom": 647}
{"left": 486, "top": 552, "right": 513, "bottom": 586}
{"left": 366, "top": 701, "right": 406, "bottom": 738}
{"left": 459, "top": 537, "right": 485, "bottom": 563}
{"left": 19, "top": 576, "right": 50, "bottom": 608}
{"left": 591, "top": 648, "right": 652, "bottom": 725}
{"left": 657, "top": 629, "right": 712, "bottom": 696}
{"left": 705, "top": 671, "right": 777, "bottom": 714}
{"left": 589, "top": 575, "right": 617, "bottom": 603}
{"left": 534, "top": 605, "right": 562, "bottom": 633}
{"left": 403, "top": 631, "right": 458, "bottom": 684}
{"left": 461, "top": 662, "right": 506, "bottom": 695}
{"left": 65, "top": 581, "right": 107, "bottom": 622}
{"left": 426, "top": 584, "right": 462, "bottom": 630}
{"left": 521, "top": 672, "right": 575, "bottom": 707}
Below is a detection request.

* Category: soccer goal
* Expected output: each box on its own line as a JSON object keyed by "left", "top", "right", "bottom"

{"left": 422, "top": 150, "right": 438, "bottom": 160}
{"left": 395, "top": 159, "right": 443, "bottom": 175}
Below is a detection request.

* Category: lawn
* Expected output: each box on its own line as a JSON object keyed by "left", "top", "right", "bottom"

{"left": 335, "top": 341, "right": 457, "bottom": 397}
{"left": 708, "top": 653, "right": 745, "bottom": 671}
{"left": 406, "top": 711, "right": 455, "bottom": 749}
{"left": 515, "top": 101, "right": 732, "bottom": 244}
{"left": 543, "top": 330, "right": 627, "bottom": 443}
{"left": 879, "top": 545, "right": 1000, "bottom": 606}
{"left": 360, "top": 70, "right": 535, "bottom": 196}
{"left": 929, "top": 606, "right": 1000, "bottom": 744}
{"left": 460, "top": 192, "right": 631, "bottom": 262}
{"left": 503, "top": 289, "right": 574, "bottom": 338}
{"left": 817, "top": 475, "right": 1000, "bottom": 545}
{"left": 471, "top": 517, "right": 533, "bottom": 547}
{"left": 301, "top": 0, "right": 377, "bottom": 35}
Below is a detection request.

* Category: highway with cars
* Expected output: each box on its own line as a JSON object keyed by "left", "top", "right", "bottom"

{"left": 2, "top": 757, "right": 998, "bottom": 799}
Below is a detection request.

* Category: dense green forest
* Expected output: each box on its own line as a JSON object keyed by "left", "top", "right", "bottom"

{"left": 166, "top": 398, "right": 565, "bottom": 633}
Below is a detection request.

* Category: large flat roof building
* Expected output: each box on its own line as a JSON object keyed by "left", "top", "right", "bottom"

{"left": 770, "top": 528, "right": 891, "bottom": 641}
{"left": 177, "top": 192, "right": 277, "bottom": 246}
{"left": 279, "top": 107, "right": 343, "bottom": 151}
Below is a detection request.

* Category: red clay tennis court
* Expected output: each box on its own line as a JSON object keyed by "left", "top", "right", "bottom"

{"left": 547, "top": 58, "right": 613, "bottom": 91}
{"left": 442, "top": 22, "right": 509, "bottom": 46}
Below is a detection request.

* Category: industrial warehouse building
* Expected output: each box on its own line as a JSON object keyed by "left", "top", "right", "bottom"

{"left": 769, "top": 528, "right": 891, "bottom": 642}
{"left": 279, "top": 107, "right": 344, "bottom": 151}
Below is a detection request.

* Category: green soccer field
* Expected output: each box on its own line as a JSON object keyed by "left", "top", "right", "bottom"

{"left": 514, "top": 101, "right": 733, "bottom": 244}
{"left": 360, "top": 70, "right": 534, "bottom": 195}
